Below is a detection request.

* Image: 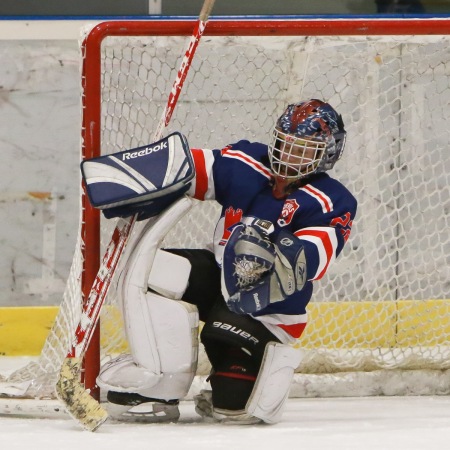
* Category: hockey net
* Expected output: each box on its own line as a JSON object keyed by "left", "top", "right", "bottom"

{"left": 1, "top": 19, "right": 449, "bottom": 403}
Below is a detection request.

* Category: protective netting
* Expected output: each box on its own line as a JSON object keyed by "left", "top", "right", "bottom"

{"left": 3, "top": 27, "right": 449, "bottom": 399}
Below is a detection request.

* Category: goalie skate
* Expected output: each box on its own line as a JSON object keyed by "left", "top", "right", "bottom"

{"left": 194, "top": 390, "right": 262, "bottom": 425}
{"left": 105, "top": 391, "right": 180, "bottom": 423}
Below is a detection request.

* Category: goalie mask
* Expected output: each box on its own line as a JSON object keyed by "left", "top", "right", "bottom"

{"left": 268, "top": 99, "right": 346, "bottom": 199}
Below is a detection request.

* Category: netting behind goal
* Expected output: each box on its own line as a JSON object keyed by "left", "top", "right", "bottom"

{"left": 4, "top": 19, "right": 450, "bottom": 399}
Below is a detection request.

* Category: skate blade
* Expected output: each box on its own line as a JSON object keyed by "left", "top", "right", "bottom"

{"left": 105, "top": 401, "right": 180, "bottom": 423}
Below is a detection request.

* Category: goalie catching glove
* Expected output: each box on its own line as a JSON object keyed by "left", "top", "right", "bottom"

{"left": 222, "top": 223, "right": 307, "bottom": 315}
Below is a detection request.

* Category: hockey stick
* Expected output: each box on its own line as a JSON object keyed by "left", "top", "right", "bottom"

{"left": 56, "top": 0, "right": 216, "bottom": 431}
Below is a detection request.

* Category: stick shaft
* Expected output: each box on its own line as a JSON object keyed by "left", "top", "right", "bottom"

{"left": 153, "top": 0, "right": 216, "bottom": 138}
{"left": 68, "top": 0, "right": 216, "bottom": 360}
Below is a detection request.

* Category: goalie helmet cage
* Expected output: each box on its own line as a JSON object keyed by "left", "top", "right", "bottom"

{"left": 2, "top": 18, "right": 450, "bottom": 407}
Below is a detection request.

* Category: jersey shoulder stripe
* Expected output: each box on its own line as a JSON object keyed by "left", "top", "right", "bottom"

{"left": 222, "top": 149, "right": 272, "bottom": 180}
{"left": 299, "top": 184, "right": 334, "bottom": 213}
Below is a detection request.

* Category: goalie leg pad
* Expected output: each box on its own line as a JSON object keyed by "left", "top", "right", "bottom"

{"left": 148, "top": 248, "right": 192, "bottom": 300}
{"left": 97, "top": 291, "right": 198, "bottom": 423}
{"left": 99, "top": 197, "right": 198, "bottom": 395}
{"left": 198, "top": 301, "right": 282, "bottom": 421}
{"left": 115, "top": 196, "right": 193, "bottom": 308}
{"left": 198, "top": 303, "right": 303, "bottom": 424}
{"left": 97, "top": 293, "right": 199, "bottom": 401}
{"left": 245, "top": 342, "right": 304, "bottom": 424}
{"left": 97, "top": 199, "right": 200, "bottom": 403}
{"left": 194, "top": 342, "right": 304, "bottom": 425}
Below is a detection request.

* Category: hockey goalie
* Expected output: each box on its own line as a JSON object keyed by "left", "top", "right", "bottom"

{"left": 82, "top": 99, "right": 358, "bottom": 424}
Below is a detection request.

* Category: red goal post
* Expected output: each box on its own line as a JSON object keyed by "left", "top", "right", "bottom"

{"left": 80, "top": 17, "right": 450, "bottom": 396}
{"left": 1, "top": 18, "right": 449, "bottom": 408}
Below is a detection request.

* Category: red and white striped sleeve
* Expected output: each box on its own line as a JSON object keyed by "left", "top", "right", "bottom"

{"left": 187, "top": 148, "right": 218, "bottom": 200}
{"left": 294, "top": 227, "right": 339, "bottom": 281}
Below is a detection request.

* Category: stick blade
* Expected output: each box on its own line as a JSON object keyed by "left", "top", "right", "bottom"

{"left": 56, "top": 358, "right": 108, "bottom": 432}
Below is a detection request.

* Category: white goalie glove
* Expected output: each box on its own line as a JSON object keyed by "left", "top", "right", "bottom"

{"left": 221, "top": 221, "right": 308, "bottom": 315}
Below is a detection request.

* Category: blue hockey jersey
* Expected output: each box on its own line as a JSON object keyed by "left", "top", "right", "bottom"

{"left": 187, "top": 140, "right": 357, "bottom": 342}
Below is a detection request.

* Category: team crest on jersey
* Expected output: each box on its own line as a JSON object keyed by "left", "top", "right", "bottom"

{"left": 277, "top": 199, "right": 300, "bottom": 227}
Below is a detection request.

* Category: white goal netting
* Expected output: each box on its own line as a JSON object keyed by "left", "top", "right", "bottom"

{"left": 2, "top": 21, "right": 449, "bottom": 400}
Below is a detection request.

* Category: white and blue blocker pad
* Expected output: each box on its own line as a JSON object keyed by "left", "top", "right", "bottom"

{"left": 81, "top": 132, "right": 195, "bottom": 219}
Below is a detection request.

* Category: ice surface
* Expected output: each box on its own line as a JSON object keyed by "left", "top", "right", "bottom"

{"left": 1, "top": 358, "right": 450, "bottom": 450}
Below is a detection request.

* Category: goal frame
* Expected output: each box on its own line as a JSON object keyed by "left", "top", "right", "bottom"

{"left": 81, "top": 17, "right": 450, "bottom": 396}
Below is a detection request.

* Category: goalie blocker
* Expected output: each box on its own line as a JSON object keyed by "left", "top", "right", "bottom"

{"left": 81, "top": 132, "right": 195, "bottom": 220}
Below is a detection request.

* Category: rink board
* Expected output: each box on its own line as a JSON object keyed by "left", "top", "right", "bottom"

{"left": 1, "top": 299, "right": 449, "bottom": 356}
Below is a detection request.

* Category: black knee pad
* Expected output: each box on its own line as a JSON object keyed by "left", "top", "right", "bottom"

{"left": 201, "top": 301, "right": 280, "bottom": 411}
